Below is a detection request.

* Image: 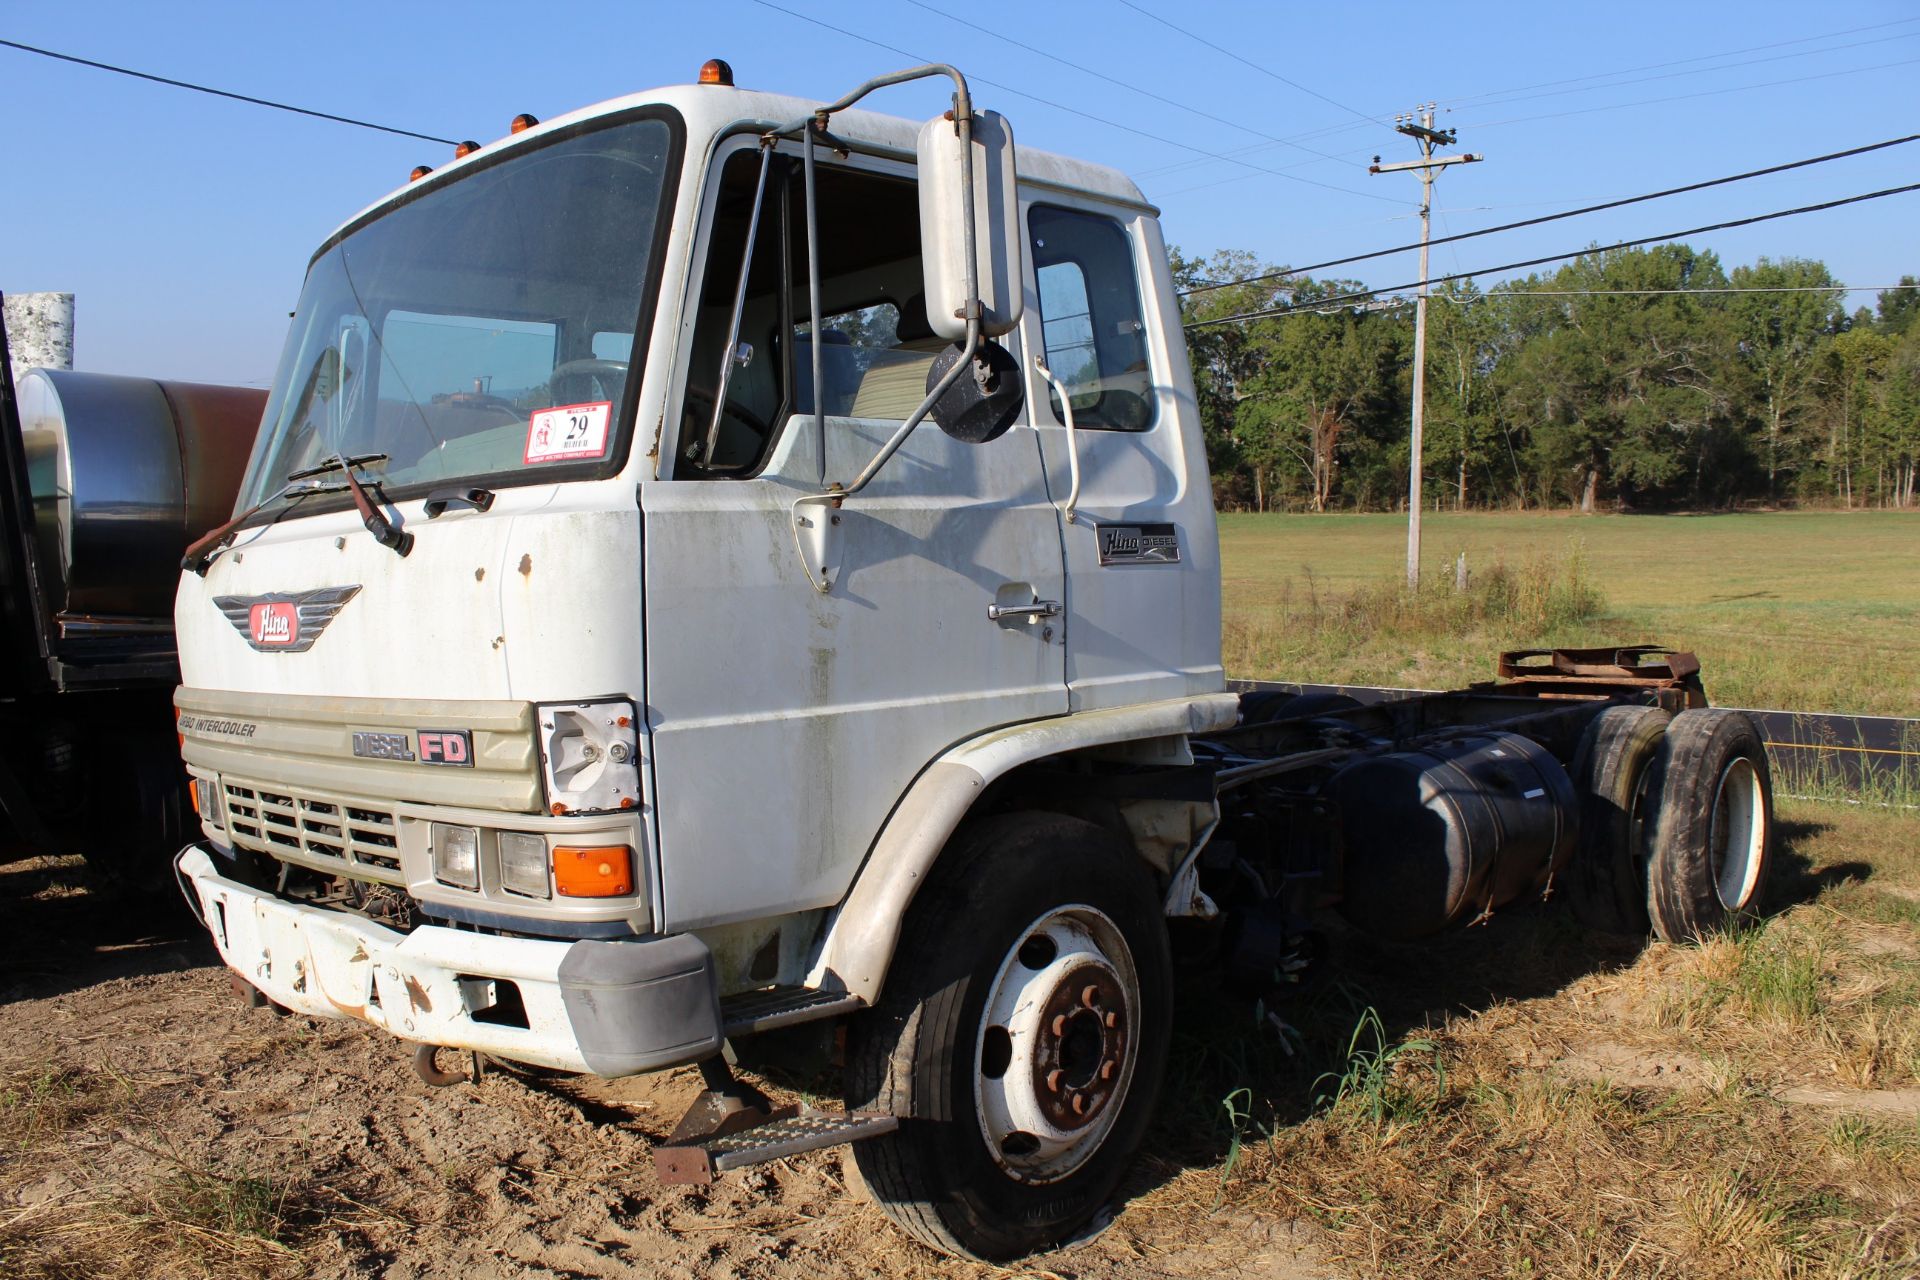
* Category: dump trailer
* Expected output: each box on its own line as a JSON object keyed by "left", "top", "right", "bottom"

{"left": 170, "top": 63, "right": 1775, "bottom": 1261}
{"left": 0, "top": 303, "right": 261, "bottom": 873}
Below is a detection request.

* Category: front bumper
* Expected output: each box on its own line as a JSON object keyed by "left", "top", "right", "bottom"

{"left": 177, "top": 844, "right": 721, "bottom": 1076}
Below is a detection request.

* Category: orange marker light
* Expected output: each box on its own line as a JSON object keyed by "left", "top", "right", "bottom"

{"left": 698, "top": 58, "right": 734, "bottom": 87}
{"left": 510, "top": 112, "right": 538, "bottom": 133}
{"left": 410, "top": 165, "right": 433, "bottom": 182}
{"left": 454, "top": 140, "right": 481, "bottom": 159}
{"left": 553, "top": 846, "right": 634, "bottom": 898}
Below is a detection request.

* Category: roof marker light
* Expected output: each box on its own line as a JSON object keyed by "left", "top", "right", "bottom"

{"left": 454, "top": 140, "right": 481, "bottom": 158}
{"left": 410, "top": 165, "right": 432, "bottom": 182}
{"left": 510, "top": 112, "right": 538, "bottom": 133}
{"left": 698, "top": 58, "right": 733, "bottom": 87}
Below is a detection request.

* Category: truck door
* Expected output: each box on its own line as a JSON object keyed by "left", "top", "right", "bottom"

{"left": 639, "top": 141, "right": 1067, "bottom": 931}
{"left": 1022, "top": 200, "right": 1224, "bottom": 714}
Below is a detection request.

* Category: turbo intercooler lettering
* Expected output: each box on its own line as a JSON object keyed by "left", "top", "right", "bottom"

{"left": 178, "top": 716, "right": 259, "bottom": 738}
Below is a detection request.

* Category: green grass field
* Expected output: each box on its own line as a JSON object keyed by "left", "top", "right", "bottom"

{"left": 1217, "top": 510, "right": 1920, "bottom": 716}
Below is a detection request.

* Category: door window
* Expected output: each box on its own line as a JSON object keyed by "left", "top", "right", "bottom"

{"left": 1030, "top": 205, "right": 1154, "bottom": 431}
{"left": 679, "top": 149, "right": 943, "bottom": 476}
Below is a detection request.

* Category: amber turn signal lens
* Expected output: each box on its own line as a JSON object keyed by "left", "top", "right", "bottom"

{"left": 410, "top": 165, "right": 432, "bottom": 182}
{"left": 510, "top": 112, "right": 538, "bottom": 133}
{"left": 698, "top": 58, "right": 733, "bottom": 86}
{"left": 454, "top": 140, "right": 481, "bottom": 158}
{"left": 553, "top": 845, "right": 633, "bottom": 898}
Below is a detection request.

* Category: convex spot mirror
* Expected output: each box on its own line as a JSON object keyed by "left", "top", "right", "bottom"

{"left": 917, "top": 109, "right": 1024, "bottom": 341}
{"left": 926, "top": 339, "right": 1021, "bottom": 444}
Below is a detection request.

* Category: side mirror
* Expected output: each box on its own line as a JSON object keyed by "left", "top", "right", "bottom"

{"left": 925, "top": 339, "right": 1021, "bottom": 444}
{"left": 917, "top": 110, "right": 1024, "bottom": 342}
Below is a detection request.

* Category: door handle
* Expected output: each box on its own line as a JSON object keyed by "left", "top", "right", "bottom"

{"left": 987, "top": 599, "right": 1062, "bottom": 622}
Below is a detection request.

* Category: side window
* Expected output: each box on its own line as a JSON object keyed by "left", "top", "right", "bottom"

{"left": 679, "top": 150, "right": 937, "bottom": 476}
{"left": 1029, "top": 205, "right": 1153, "bottom": 431}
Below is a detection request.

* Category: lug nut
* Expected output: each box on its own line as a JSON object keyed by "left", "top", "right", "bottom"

{"left": 1104, "top": 1011, "right": 1118, "bottom": 1028}
{"left": 1101, "top": 1061, "right": 1115, "bottom": 1081}
{"left": 1071, "top": 1093, "right": 1086, "bottom": 1115}
{"left": 1082, "top": 984, "right": 1100, "bottom": 1008}
{"left": 1046, "top": 1069, "right": 1063, "bottom": 1093}
{"left": 1051, "top": 1014, "right": 1066, "bottom": 1036}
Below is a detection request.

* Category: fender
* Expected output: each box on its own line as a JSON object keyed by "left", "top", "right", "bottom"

{"left": 806, "top": 692, "right": 1238, "bottom": 1003}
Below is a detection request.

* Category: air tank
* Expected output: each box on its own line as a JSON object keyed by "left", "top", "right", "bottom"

{"left": 1328, "top": 732, "right": 1577, "bottom": 940}
{"left": 15, "top": 369, "right": 263, "bottom": 624}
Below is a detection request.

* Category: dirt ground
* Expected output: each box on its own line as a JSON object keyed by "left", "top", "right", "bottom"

{"left": 2, "top": 798, "right": 1916, "bottom": 1279}
{"left": 0, "top": 856, "right": 1336, "bottom": 1280}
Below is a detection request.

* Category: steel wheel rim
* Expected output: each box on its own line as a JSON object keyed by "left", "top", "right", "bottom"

{"left": 1711, "top": 756, "right": 1765, "bottom": 910}
{"left": 973, "top": 905, "right": 1140, "bottom": 1184}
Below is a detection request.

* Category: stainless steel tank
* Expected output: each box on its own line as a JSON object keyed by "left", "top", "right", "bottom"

{"left": 15, "top": 369, "right": 263, "bottom": 625}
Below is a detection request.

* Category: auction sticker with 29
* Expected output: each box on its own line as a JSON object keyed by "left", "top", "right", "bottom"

{"left": 525, "top": 401, "right": 612, "bottom": 464}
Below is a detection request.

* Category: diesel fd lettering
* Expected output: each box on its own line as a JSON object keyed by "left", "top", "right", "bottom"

{"left": 351, "top": 731, "right": 415, "bottom": 762}
{"left": 417, "top": 730, "right": 474, "bottom": 767}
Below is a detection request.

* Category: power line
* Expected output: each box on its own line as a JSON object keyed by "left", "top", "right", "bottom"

{"left": 1441, "top": 15, "right": 1920, "bottom": 109}
{"left": 1182, "top": 181, "right": 1920, "bottom": 329}
{"left": 1134, "top": 16, "right": 1920, "bottom": 184}
{"left": 1444, "top": 28, "right": 1920, "bottom": 117}
{"left": 1453, "top": 54, "right": 1920, "bottom": 134}
{"left": 0, "top": 37, "right": 457, "bottom": 145}
{"left": 746, "top": 0, "right": 1403, "bottom": 204}
{"left": 1144, "top": 43, "right": 1920, "bottom": 196}
{"left": 1110, "top": 0, "right": 1387, "bottom": 131}
{"left": 1444, "top": 284, "right": 1915, "bottom": 300}
{"left": 898, "top": 0, "right": 1354, "bottom": 166}
{"left": 1178, "top": 132, "right": 1920, "bottom": 297}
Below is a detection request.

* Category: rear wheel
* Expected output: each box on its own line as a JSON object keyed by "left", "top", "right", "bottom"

{"left": 1567, "top": 705, "right": 1669, "bottom": 935}
{"left": 845, "top": 812, "right": 1171, "bottom": 1261}
{"left": 1643, "top": 709, "right": 1775, "bottom": 943}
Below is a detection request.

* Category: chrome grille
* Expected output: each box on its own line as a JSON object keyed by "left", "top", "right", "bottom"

{"left": 222, "top": 780, "right": 404, "bottom": 883}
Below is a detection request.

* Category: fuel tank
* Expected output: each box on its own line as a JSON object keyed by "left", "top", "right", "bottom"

{"left": 16, "top": 368, "right": 263, "bottom": 624}
{"left": 1329, "top": 732, "right": 1577, "bottom": 940}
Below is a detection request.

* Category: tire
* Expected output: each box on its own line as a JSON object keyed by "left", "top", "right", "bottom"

{"left": 1238, "top": 690, "right": 1361, "bottom": 726}
{"left": 844, "top": 812, "right": 1172, "bottom": 1261}
{"left": 1643, "top": 709, "right": 1775, "bottom": 944}
{"left": 1567, "top": 705, "right": 1670, "bottom": 935}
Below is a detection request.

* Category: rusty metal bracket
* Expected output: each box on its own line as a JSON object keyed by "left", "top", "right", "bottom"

{"left": 1483, "top": 645, "right": 1707, "bottom": 712}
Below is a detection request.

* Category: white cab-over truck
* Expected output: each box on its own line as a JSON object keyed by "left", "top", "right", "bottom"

{"left": 173, "top": 62, "right": 1776, "bottom": 1260}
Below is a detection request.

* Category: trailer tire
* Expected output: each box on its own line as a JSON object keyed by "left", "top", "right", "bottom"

{"left": 1643, "top": 709, "right": 1774, "bottom": 944}
{"left": 844, "top": 812, "right": 1171, "bottom": 1261}
{"left": 1567, "top": 705, "right": 1670, "bottom": 935}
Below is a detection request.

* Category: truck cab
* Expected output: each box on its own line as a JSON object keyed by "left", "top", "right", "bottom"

{"left": 176, "top": 64, "right": 1232, "bottom": 1256}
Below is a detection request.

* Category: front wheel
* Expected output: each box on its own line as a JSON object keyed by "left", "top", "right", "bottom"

{"left": 844, "top": 812, "right": 1172, "bottom": 1261}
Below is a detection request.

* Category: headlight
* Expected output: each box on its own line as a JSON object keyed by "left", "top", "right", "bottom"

{"left": 537, "top": 700, "right": 641, "bottom": 815}
{"left": 430, "top": 823, "right": 480, "bottom": 889}
{"left": 191, "top": 776, "right": 223, "bottom": 827}
{"left": 498, "top": 831, "right": 551, "bottom": 898}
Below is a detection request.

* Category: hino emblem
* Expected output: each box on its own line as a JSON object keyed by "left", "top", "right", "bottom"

{"left": 212, "top": 585, "right": 362, "bottom": 653}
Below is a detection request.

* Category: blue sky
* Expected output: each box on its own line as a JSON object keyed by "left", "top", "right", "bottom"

{"left": 5, "top": 1, "right": 1917, "bottom": 385}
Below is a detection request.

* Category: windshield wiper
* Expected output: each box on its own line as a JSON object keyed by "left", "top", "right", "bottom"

{"left": 300, "top": 453, "right": 413, "bottom": 559}
{"left": 181, "top": 479, "right": 347, "bottom": 576}
{"left": 286, "top": 452, "right": 388, "bottom": 483}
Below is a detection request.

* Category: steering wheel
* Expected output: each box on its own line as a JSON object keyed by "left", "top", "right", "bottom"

{"left": 681, "top": 386, "right": 773, "bottom": 467}
{"left": 549, "top": 358, "right": 629, "bottom": 405}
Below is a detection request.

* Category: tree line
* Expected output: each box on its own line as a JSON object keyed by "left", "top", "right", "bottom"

{"left": 1177, "top": 244, "right": 1920, "bottom": 512}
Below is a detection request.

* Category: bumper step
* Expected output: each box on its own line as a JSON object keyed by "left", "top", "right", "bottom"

{"left": 656, "top": 1106, "right": 898, "bottom": 1183}
{"left": 720, "top": 985, "right": 863, "bottom": 1037}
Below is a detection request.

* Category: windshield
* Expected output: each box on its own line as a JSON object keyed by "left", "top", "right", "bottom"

{"left": 237, "top": 112, "right": 679, "bottom": 510}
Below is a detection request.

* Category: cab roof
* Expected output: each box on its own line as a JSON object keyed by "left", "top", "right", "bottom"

{"left": 335, "top": 79, "right": 1156, "bottom": 245}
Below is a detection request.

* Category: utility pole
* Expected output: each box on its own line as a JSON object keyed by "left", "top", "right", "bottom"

{"left": 1371, "top": 108, "right": 1480, "bottom": 588}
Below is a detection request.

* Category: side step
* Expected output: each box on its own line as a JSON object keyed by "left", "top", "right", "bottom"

{"left": 720, "top": 985, "right": 863, "bottom": 1037}
{"left": 655, "top": 1106, "right": 899, "bottom": 1184}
